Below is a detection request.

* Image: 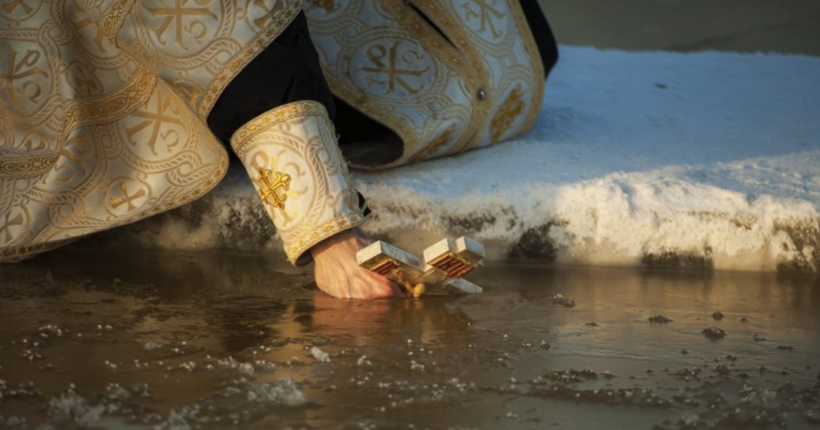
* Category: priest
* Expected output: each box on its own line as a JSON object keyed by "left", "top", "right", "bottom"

{"left": 0, "top": 0, "right": 557, "bottom": 299}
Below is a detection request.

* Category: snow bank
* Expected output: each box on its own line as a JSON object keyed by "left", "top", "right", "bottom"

{"left": 108, "top": 47, "right": 820, "bottom": 272}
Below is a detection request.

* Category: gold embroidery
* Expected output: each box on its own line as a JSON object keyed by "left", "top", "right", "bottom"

{"left": 144, "top": 0, "right": 217, "bottom": 49}
{"left": 100, "top": 0, "right": 137, "bottom": 40}
{"left": 305, "top": 0, "right": 542, "bottom": 169}
{"left": 232, "top": 101, "right": 364, "bottom": 265}
{"left": 0, "top": 153, "right": 60, "bottom": 178}
{"left": 0, "top": 212, "right": 24, "bottom": 243}
{"left": 409, "top": 123, "right": 456, "bottom": 163}
{"left": 64, "top": 65, "right": 158, "bottom": 129}
{"left": 490, "top": 84, "right": 525, "bottom": 143}
{"left": 312, "top": 0, "right": 336, "bottom": 11}
{"left": 109, "top": 181, "right": 147, "bottom": 211}
{"left": 359, "top": 40, "right": 431, "bottom": 95}
{"left": 198, "top": 0, "right": 305, "bottom": 118}
{"left": 255, "top": 168, "right": 291, "bottom": 210}
{"left": 462, "top": 0, "right": 506, "bottom": 39}
{"left": 0, "top": 44, "right": 47, "bottom": 108}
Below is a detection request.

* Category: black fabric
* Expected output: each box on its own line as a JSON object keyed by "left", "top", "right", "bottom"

{"left": 519, "top": 0, "right": 559, "bottom": 77}
{"left": 207, "top": 12, "right": 334, "bottom": 144}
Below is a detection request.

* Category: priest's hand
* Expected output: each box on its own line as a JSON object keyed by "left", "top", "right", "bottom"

{"left": 310, "top": 227, "right": 403, "bottom": 299}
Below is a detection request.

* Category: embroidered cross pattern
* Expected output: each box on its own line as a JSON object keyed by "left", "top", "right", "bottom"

{"left": 462, "top": 0, "right": 506, "bottom": 39}
{"left": 255, "top": 168, "right": 291, "bottom": 210}
{"left": 125, "top": 89, "right": 183, "bottom": 155}
{"left": 145, "top": 0, "right": 217, "bottom": 49}
{"left": 360, "top": 41, "right": 429, "bottom": 95}
{"left": 0, "top": 212, "right": 24, "bottom": 243}
{"left": 110, "top": 182, "right": 146, "bottom": 211}
{"left": 0, "top": 46, "right": 47, "bottom": 107}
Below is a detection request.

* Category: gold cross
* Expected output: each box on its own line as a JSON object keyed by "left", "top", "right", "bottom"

{"left": 125, "top": 89, "right": 183, "bottom": 155}
{"left": 145, "top": 0, "right": 216, "bottom": 49}
{"left": 110, "top": 182, "right": 146, "bottom": 211}
{"left": 360, "top": 41, "right": 429, "bottom": 95}
{"left": 252, "top": 0, "right": 284, "bottom": 29}
{"left": 463, "top": 0, "right": 506, "bottom": 39}
{"left": 255, "top": 168, "right": 291, "bottom": 210}
{"left": 0, "top": 212, "right": 24, "bottom": 242}
{"left": 0, "top": 46, "right": 47, "bottom": 107}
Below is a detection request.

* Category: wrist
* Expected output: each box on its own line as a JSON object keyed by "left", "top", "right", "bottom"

{"left": 310, "top": 227, "right": 359, "bottom": 258}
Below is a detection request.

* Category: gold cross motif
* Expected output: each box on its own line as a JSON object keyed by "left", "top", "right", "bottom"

{"left": 360, "top": 41, "right": 429, "bottom": 95}
{"left": 0, "top": 212, "right": 24, "bottom": 243}
{"left": 462, "top": 0, "right": 506, "bottom": 39}
{"left": 144, "top": 0, "right": 216, "bottom": 49}
{"left": 255, "top": 168, "right": 291, "bottom": 210}
{"left": 252, "top": 0, "right": 284, "bottom": 28}
{"left": 125, "top": 88, "right": 183, "bottom": 155}
{"left": 110, "top": 182, "right": 146, "bottom": 211}
{"left": 0, "top": 46, "right": 47, "bottom": 107}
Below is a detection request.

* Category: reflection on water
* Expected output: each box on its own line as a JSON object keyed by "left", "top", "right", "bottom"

{"left": 1, "top": 250, "right": 819, "bottom": 429}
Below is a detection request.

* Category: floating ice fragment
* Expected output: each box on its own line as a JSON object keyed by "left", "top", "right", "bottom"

{"left": 48, "top": 389, "right": 103, "bottom": 426}
{"left": 648, "top": 315, "right": 673, "bottom": 324}
{"left": 551, "top": 294, "right": 576, "bottom": 308}
{"left": 679, "top": 415, "right": 699, "bottom": 428}
{"left": 144, "top": 342, "right": 163, "bottom": 351}
{"left": 703, "top": 327, "right": 726, "bottom": 339}
{"left": 238, "top": 363, "right": 254, "bottom": 376}
{"left": 105, "top": 383, "right": 131, "bottom": 400}
{"left": 253, "top": 360, "right": 276, "bottom": 373}
{"left": 246, "top": 378, "right": 307, "bottom": 406}
{"left": 310, "top": 346, "right": 331, "bottom": 363}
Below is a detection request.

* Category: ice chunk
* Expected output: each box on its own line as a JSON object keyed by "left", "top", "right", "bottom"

{"left": 310, "top": 346, "right": 331, "bottom": 363}
{"left": 246, "top": 378, "right": 307, "bottom": 406}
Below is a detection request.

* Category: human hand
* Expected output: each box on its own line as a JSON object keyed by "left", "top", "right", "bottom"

{"left": 310, "top": 227, "right": 403, "bottom": 299}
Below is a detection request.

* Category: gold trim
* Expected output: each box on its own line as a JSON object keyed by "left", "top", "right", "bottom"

{"left": 101, "top": 0, "right": 137, "bottom": 40}
{"left": 198, "top": 0, "right": 306, "bottom": 119}
{"left": 230, "top": 100, "right": 329, "bottom": 149}
{"left": 0, "top": 153, "right": 61, "bottom": 179}
{"left": 507, "top": 0, "right": 546, "bottom": 134}
{"left": 406, "top": 0, "right": 492, "bottom": 156}
{"left": 0, "top": 238, "right": 79, "bottom": 264}
{"left": 64, "top": 65, "right": 158, "bottom": 129}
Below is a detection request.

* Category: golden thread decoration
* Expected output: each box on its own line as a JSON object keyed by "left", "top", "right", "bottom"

{"left": 255, "top": 168, "right": 291, "bottom": 210}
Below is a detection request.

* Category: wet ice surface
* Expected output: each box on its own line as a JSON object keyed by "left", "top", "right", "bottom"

{"left": 1, "top": 250, "right": 819, "bottom": 429}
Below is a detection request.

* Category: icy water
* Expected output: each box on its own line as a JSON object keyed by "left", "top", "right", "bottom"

{"left": 1, "top": 251, "right": 819, "bottom": 429}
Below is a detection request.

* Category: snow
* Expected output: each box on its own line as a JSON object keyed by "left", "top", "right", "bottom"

{"left": 352, "top": 47, "right": 820, "bottom": 271}
{"left": 118, "top": 47, "right": 820, "bottom": 272}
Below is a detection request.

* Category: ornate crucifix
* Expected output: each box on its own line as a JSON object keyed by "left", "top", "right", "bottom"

{"left": 358, "top": 237, "right": 485, "bottom": 297}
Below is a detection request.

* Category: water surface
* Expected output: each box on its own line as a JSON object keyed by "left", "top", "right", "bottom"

{"left": 1, "top": 251, "right": 819, "bottom": 429}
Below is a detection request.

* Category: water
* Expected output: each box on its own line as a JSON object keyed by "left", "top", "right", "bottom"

{"left": 1, "top": 250, "right": 818, "bottom": 429}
